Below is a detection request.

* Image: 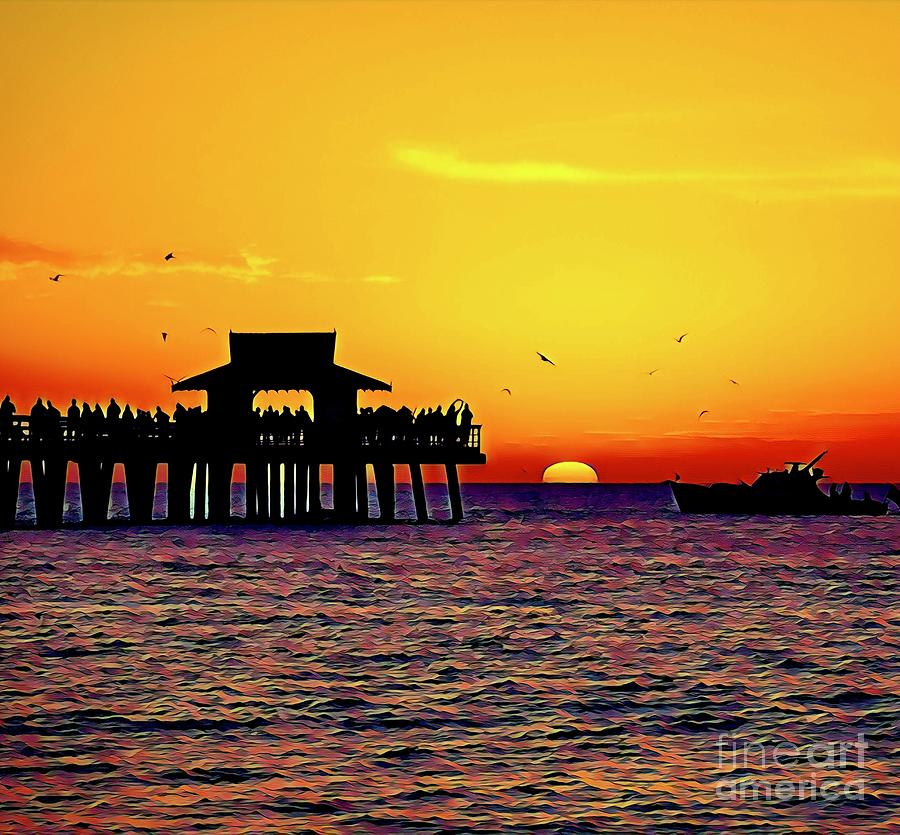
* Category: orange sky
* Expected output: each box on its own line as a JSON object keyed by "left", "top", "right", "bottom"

{"left": 1, "top": 1, "right": 899, "bottom": 482}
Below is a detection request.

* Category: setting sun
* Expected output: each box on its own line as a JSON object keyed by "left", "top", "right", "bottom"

{"left": 542, "top": 461, "right": 599, "bottom": 483}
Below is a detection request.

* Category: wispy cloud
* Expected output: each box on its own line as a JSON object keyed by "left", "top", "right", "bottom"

{"left": 393, "top": 145, "right": 900, "bottom": 198}
{"left": 75, "top": 249, "right": 278, "bottom": 284}
{"left": 0, "top": 244, "right": 283, "bottom": 285}
{"left": 1, "top": 236, "right": 403, "bottom": 286}
{"left": 394, "top": 146, "right": 604, "bottom": 184}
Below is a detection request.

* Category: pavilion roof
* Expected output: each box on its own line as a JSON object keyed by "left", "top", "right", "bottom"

{"left": 172, "top": 331, "right": 391, "bottom": 393}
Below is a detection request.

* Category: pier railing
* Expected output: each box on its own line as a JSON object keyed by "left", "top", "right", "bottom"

{"left": 3, "top": 415, "right": 482, "bottom": 453}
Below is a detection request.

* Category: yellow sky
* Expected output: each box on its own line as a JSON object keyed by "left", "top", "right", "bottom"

{"left": 1, "top": 1, "right": 899, "bottom": 480}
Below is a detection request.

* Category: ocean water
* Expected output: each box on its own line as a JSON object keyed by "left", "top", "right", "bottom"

{"left": 1, "top": 484, "right": 898, "bottom": 833}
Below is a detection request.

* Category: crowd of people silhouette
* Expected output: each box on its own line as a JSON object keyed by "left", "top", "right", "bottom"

{"left": 0, "top": 395, "right": 476, "bottom": 448}
{"left": 359, "top": 400, "right": 474, "bottom": 447}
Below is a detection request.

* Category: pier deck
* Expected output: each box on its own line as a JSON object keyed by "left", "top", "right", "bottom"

{"left": 1, "top": 417, "right": 485, "bottom": 528}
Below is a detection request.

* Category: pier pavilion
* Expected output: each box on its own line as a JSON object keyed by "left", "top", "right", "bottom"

{"left": 0, "top": 330, "right": 485, "bottom": 528}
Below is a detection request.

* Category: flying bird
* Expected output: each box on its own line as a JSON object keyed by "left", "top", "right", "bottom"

{"left": 164, "top": 252, "right": 175, "bottom": 261}
{"left": 48, "top": 274, "right": 64, "bottom": 282}
{"left": 675, "top": 333, "right": 688, "bottom": 343}
{"left": 501, "top": 388, "right": 512, "bottom": 395}
{"left": 729, "top": 378, "right": 740, "bottom": 385}
{"left": 698, "top": 409, "right": 709, "bottom": 419}
{"left": 161, "top": 332, "right": 168, "bottom": 343}
{"left": 536, "top": 352, "right": 555, "bottom": 366}
{"left": 646, "top": 369, "right": 659, "bottom": 376}
{"left": 201, "top": 327, "right": 217, "bottom": 335}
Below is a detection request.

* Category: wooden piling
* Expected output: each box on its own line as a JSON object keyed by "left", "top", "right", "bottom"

{"left": 124, "top": 458, "right": 156, "bottom": 523}
{"left": 333, "top": 462, "right": 356, "bottom": 519}
{"left": 208, "top": 460, "right": 232, "bottom": 523}
{"left": 167, "top": 459, "right": 193, "bottom": 524}
{"left": 446, "top": 463, "right": 463, "bottom": 522}
{"left": 80, "top": 458, "right": 113, "bottom": 525}
{"left": 374, "top": 461, "right": 395, "bottom": 521}
{"left": 253, "top": 459, "right": 269, "bottom": 520}
{"left": 1, "top": 458, "right": 21, "bottom": 528}
{"left": 308, "top": 463, "right": 321, "bottom": 517}
{"left": 295, "top": 460, "right": 309, "bottom": 518}
{"left": 244, "top": 459, "right": 257, "bottom": 520}
{"left": 32, "top": 457, "right": 68, "bottom": 528}
{"left": 283, "top": 461, "right": 296, "bottom": 521}
{"left": 193, "top": 461, "right": 207, "bottom": 521}
{"left": 269, "top": 461, "right": 283, "bottom": 521}
{"left": 355, "top": 463, "right": 368, "bottom": 520}
{"left": 409, "top": 462, "right": 429, "bottom": 522}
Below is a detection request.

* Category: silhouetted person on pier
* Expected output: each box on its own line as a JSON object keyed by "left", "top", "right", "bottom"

{"left": 263, "top": 406, "right": 277, "bottom": 444}
{"left": 67, "top": 398, "right": 80, "bottom": 441}
{"left": 78, "top": 402, "right": 92, "bottom": 441}
{"left": 120, "top": 403, "right": 134, "bottom": 437}
{"left": 30, "top": 398, "right": 47, "bottom": 444}
{"left": 0, "top": 395, "right": 15, "bottom": 441}
{"left": 92, "top": 404, "right": 105, "bottom": 438}
{"left": 415, "top": 407, "right": 432, "bottom": 445}
{"left": 459, "top": 403, "right": 473, "bottom": 446}
{"left": 295, "top": 405, "right": 312, "bottom": 444}
{"left": 397, "top": 405, "right": 414, "bottom": 443}
{"left": 154, "top": 406, "right": 170, "bottom": 437}
{"left": 433, "top": 406, "right": 444, "bottom": 445}
{"left": 280, "top": 405, "right": 292, "bottom": 443}
{"left": 446, "top": 401, "right": 460, "bottom": 444}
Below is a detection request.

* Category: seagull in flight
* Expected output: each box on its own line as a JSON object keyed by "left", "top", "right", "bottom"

{"left": 161, "top": 332, "right": 168, "bottom": 343}
{"left": 537, "top": 352, "right": 555, "bottom": 366}
{"left": 698, "top": 409, "right": 709, "bottom": 419}
{"left": 729, "top": 378, "right": 740, "bottom": 385}
{"left": 646, "top": 369, "right": 659, "bottom": 376}
{"left": 201, "top": 327, "right": 217, "bottom": 335}
{"left": 164, "top": 252, "right": 175, "bottom": 261}
{"left": 501, "top": 388, "right": 512, "bottom": 395}
{"left": 675, "top": 333, "right": 688, "bottom": 343}
{"left": 48, "top": 274, "right": 64, "bottom": 282}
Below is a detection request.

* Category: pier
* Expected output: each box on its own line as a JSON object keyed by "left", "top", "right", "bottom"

{"left": 0, "top": 331, "right": 485, "bottom": 528}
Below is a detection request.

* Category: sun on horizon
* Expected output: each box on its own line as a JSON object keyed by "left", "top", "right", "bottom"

{"left": 542, "top": 461, "right": 599, "bottom": 483}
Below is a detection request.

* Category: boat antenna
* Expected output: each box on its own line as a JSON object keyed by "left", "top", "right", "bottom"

{"left": 801, "top": 449, "right": 829, "bottom": 473}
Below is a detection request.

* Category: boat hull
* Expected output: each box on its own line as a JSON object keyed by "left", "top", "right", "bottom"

{"left": 669, "top": 481, "right": 888, "bottom": 516}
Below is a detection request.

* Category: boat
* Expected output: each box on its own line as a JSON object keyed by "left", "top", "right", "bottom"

{"left": 668, "top": 450, "right": 890, "bottom": 516}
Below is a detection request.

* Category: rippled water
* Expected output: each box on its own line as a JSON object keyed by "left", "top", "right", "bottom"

{"left": 1, "top": 484, "right": 898, "bottom": 832}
